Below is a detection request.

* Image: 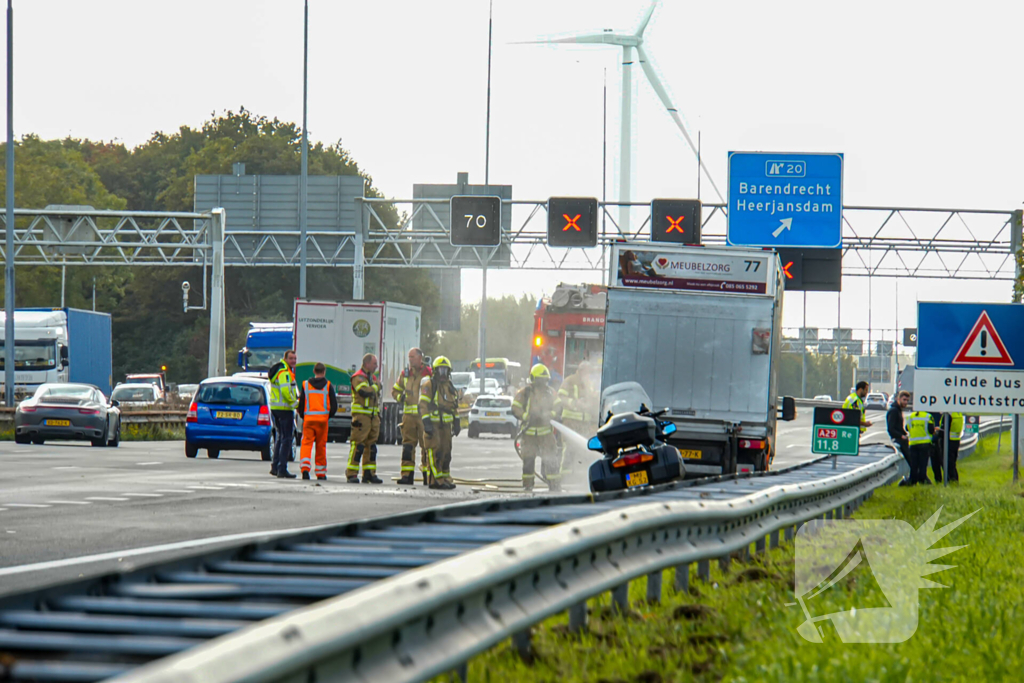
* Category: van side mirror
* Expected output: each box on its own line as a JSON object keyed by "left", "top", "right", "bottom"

{"left": 781, "top": 396, "right": 797, "bottom": 422}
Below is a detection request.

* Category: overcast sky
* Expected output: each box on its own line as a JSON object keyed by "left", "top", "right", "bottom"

{"left": 7, "top": 0, "right": 1023, "bottom": 344}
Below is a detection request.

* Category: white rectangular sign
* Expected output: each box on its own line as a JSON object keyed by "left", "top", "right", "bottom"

{"left": 611, "top": 243, "right": 777, "bottom": 295}
{"left": 913, "top": 368, "right": 1024, "bottom": 414}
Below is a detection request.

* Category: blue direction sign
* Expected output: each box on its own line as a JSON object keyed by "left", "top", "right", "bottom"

{"left": 918, "top": 302, "right": 1024, "bottom": 370}
{"left": 727, "top": 152, "right": 843, "bottom": 248}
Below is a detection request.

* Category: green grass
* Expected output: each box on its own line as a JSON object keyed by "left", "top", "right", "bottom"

{"left": 121, "top": 423, "right": 185, "bottom": 441}
{"left": 460, "top": 435, "right": 1024, "bottom": 682}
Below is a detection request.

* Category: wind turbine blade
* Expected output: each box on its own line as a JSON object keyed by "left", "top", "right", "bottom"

{"left": 511, "top": 33, "right": 617, "bottom": 46}
{"left": 635, "top": 0, "right": 658, "bottom": 37}
{"left": 637, "top": 45, "right": 725, "bottom": 203}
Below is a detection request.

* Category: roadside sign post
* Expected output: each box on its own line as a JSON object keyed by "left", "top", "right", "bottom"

{"left": 812, "top": 407, "right": 861, "bottom": 470}
{"left": 943, "top": 412, "right": 950, "bottom": 486}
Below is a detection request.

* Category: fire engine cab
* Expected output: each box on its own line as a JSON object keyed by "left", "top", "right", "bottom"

{"left": 531, "top": 284, "right": 607, "bottom": 384}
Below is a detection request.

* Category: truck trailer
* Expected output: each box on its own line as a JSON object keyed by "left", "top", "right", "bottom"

{"left": 600, "top": 243, "right": 793, "bottom": 476}
{"left": 293, "top": 300, "right": 421, "bottom": 444}
{"left": 0, "top": 308, "right": 113, "bottom": 398}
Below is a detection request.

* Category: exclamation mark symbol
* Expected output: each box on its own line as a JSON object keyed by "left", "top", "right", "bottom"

{"left": 981, "top": 330, "right": 988, "bottom": 356}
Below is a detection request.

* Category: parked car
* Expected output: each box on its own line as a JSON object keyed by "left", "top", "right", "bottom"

{"left": 110, "top": 383, "right": 161, "bottom": 409}
{"left": 14, "top": 382, "right": 121, "bottom": 447}
{"left": 185, "top": 376, "right": 273, "bottom": 460}
{"left": 864, "top": 392, "right": 888, "bottom": 410}
{"left": 468, "top": 395, "right": 517, "bottom": 438}
{"left": 813, "top": 394, "right": 833, "bottom": 402}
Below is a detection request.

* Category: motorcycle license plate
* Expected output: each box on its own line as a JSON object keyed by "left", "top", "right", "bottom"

{"left": 216, "top": 411, "right": 243, "bottom": 420}
{"left": 625, "top": 470, "right": 649, "bottom": 487}
{"left": 485, "top": 411, "right": 500, "bottom": 417}
{"left": 45, "top": 419, "right": 71, "bottom": 427}
{"left": 680, "top": 449, "right": 702, "bottom": 460}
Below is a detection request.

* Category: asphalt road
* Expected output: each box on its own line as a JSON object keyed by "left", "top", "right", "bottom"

{"left": 0, "top": 408, "right": 890, "bottom": 595}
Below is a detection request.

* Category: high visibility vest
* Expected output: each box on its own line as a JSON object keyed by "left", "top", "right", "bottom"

{"left": 418, "top": 376, "right": 458, "bottom": 423}
{"left": 270, "top": 362, "right": 298, "bottom": 411}
{"left": 948, "top": 413, "right": 964, "bottom": 442}
{"left": 513, "top": 385, "right": 557, "bottom": 436}
{"left": 351, "top": 369, "right": 380, "bottom": 416}
{"left": 303, "top": 380, "right": 331, "bottom": 421}
{"left": 843, "top": 393, "right": 866, "bottom": 433}
{"left": 906, "top": 411, "right": 934, "bottom": 446}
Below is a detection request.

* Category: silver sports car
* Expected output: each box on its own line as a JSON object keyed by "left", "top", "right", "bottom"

{"left": 14, "top": 383, "right": 121, "bottom": 447}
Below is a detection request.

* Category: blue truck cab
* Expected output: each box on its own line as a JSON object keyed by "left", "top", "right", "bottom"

{"left": 237, "top": 322, "right": 294, "bottom": 377}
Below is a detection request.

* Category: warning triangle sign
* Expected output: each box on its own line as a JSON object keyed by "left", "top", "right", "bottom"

{"left": 952, "top": 311, "right": 1014, "bottom": 366}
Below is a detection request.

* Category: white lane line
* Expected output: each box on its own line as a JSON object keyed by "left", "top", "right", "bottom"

{"left": 52, "top": 466, "right": 81, "bottom": 470}
{"left": 46, "top": 500, "right": 92, "bottom": 505}
{"left": 136, "top": 461, "right": 163, "bottom": 466}
{"left": 3, "top": 503, "right": 51, "bottom": 508}
{"left": 155, "top": 489, "right": 194, "bottom": 494}
{"left": 122, "top": 493, "right": 163, "bottom": 498}
{"left": 0, "top": 508, "right": 7, "bottom": 512}
{"left": 85, "top": 497, "right": 129, "bottom": 502}
{"left": 186, "top": 486, "right": 223, "bottom": 490}
{"left": 214, "top": 483, "right": 251, "bottom": 488}
{"left": 0, "top": 522, "right": 344, "bottom": 577}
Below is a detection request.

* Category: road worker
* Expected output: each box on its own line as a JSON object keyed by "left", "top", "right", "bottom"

{"left": 347, "top": 354, "right": 383, "bottom": 484}
{"left": 268, "top": 350, "right": 298, "bottom": 479}
{"left": 392, "top": 347, "right": 431, "bottom": 486}
{"left": 419, "top": 356, "right": 461, "bottom": 490}
{"left": 557, "top": 360, "right": 599, "bottom": 475}
{"left": 905, "top": 409, "right": 935, "bottom": 485}
{"left": 512, "top": 363, "right": 562, "bottom": 492}
{"left": 297, "top": 362, "right": 338, "bottom": 481}
{"left": 843, "top": 381, "right": 873, "bottom": 435}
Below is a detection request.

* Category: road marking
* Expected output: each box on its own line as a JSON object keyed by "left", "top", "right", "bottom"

{"left": 0, "top": 508, "right": 7, "bottom": 512}
{"left": 214, "top": 483, "right": 251, "bottom": 487}
{"left": 3, "top": 503, "right": 51, "bottom": 508}
{"left": 122, "top": 493, "right": 163, "bottom": 498}
{"left": 155, "top": 489, "right": 194, "bottom": 494}
{"left": 52, "top": 466, "right": 81, "bottom": 470}
{"left": 85, "top": 497, "right": 130, "bottom": 502}
{"left": 46, "top": 500, "right": 92, "bottom": 505}
{"left": 136, "top": 461, "right": 163, "bottom": 466}
{"left": 186, "top": 486, "right": 223, "bottom": 490}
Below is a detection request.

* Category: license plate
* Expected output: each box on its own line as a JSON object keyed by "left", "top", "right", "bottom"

{"left": 680, "top": 449, "right": 702, "bottom": 460}
{"left": 625, "top": 470, "right": 649, "bottom": 487}
{"left": 485, "top": 411, "right": 500, "bottom": 417}
{"left": 216, "top": 411, "right": 243, "bottom": 420}
{"left": 45, "top": 419, "right": 71, "bottom": 427}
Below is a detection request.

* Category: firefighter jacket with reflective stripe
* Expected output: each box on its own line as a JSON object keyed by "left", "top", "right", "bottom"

{"left": 906, "top": 411, "right": 935, "bottom": 446}
{"left": 843, "top": 393, "right": 867, "bottom": 433}
{"left": 269, "top": 360, "right": 298, "bottom": 412}
{"left": 298, "top": 378, "right": 337, "bottom": 421}
{"left": 558, "top": 371, "right": 594, "bottom": 423}
{"left": 512, "top": 384, "right": 560, "bottom": 436}
{"left": 351, "top": 369, "right": 381, "bottom": 416}
{"left": 392, "top": 365, "right": 429, "bottom": 415}
{"left": 418, "top": 376, "right": 459, "bottom": 423}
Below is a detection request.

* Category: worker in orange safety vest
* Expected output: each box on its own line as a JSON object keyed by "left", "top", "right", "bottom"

{"left": 297, "top": 362, "right": 338, "bottom": 481}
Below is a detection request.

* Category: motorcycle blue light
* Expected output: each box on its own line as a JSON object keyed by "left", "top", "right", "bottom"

{"left": 588, "top": 436, "right": 603, "bottom": 451}
{"left": 663, "top": 422, "right": 677, "bottom": 435}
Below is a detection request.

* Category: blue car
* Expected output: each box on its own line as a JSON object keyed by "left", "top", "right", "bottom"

{"left": 185, "top": 376, "right": 273, "bottom": 460}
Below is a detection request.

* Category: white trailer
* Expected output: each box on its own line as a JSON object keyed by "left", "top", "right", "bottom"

{"left": 292, "top": 300, "right": 421, "bottom": 443}
{"left": 601, "top": 243, "right": 793, "bottom": 476}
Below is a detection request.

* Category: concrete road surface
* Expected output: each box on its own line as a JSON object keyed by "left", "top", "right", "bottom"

{"left": 0, "top": 409, "right": 879, "bottom": 594}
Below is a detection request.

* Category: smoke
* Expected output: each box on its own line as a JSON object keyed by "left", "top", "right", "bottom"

{"left": 551, "top": 419, "right": 600, "bottom": 490}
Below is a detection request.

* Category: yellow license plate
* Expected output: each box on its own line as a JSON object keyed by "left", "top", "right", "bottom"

{"left": 485, "top": 411, "right": 500, "bottom": 416}
{"left": 625, "top": 470, "right": 649, "bottom": 487}
{"left": 215, "top": 411, "right": 243, "bottom": 419}
{"left": 680, "top": 449, "right": 702, "bottom": 460}
{"left": 45, "top": 419, "right": 71, "bottom": 427}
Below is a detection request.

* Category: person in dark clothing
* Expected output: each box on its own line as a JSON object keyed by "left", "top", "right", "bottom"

{"left": 886, "top": 391, "right": 911, "bottom": 486}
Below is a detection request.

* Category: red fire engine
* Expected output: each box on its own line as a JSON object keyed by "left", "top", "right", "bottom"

{"left": 531, "top": 284, "right": 607, "bottom": 383}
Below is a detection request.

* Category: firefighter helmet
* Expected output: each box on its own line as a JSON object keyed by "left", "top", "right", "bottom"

{"left": 530, "top": 363, "right": 551, "bottom": 381}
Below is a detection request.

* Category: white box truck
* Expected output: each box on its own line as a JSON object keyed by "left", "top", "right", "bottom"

{"left": 601, "top": 242, "right": 794, "bottom": 476}
{"left": 293, "top": 300, "right": 421, "bottom": 443}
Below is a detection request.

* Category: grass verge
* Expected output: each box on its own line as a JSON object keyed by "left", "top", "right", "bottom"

{"left": 459, "top": 437, "right": 1023, "bottom": 682}
{"left": 121, "top": 423, "right": 185, "bottom": 441}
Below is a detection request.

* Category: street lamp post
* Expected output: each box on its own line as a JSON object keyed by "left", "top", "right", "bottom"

{"left": 4, "top": 0, "right": 14, "bottom": 407}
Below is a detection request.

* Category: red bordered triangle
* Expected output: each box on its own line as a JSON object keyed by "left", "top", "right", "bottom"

{"left": 951, "top": 311, "right": 1013, "bottom": 366}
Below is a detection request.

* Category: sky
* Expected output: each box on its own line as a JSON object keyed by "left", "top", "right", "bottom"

{"left": 6, "top": 0, "right": 1023, "bottom": 346}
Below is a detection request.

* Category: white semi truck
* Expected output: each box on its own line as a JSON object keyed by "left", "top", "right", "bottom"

{"left": 292, "top": 300, "right": 421, "bottom": 444}
{"left": 600, "top": 242, "right": 795, "bottom": 476}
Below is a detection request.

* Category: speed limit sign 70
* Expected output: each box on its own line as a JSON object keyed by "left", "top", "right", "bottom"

{"left": 450, "top": 195, "right": 502, "bottom": 247}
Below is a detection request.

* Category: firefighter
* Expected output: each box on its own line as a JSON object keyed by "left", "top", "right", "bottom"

{"left": 842, "top": 381, "right": 873, "bottom": 435}
{"left": 392, "top": 347, "right": 431, "bottom": 486}
{"left": 512, "top": 363, "right": 562, "bottom": 492}
{"left": 268, "top": 350, "right": 298, "bottom": 479}
{"left": 557, "top": 360, "right": 598, "bottom": 474}
{"left": 297, "top": 362, "right": 338, "bottom": 481}
{"left": 346, "top": 354, "right": 383, "bottom": 484}
{"left": 419, "top": 356, "right": 461, "bottom": 490}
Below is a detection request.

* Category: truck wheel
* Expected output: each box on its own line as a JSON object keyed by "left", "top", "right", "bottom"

{"left": 207, "top": 449, "right": 220, "bottom": 459}
{"left": 185, "top": 442, "right": 198, "bottom": 458}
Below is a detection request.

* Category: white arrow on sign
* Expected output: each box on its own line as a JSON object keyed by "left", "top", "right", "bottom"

{"left": 772, "top": 217, "right": 793, "bottom": 239}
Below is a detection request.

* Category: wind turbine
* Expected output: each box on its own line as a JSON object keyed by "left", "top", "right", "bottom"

{"left": 520, "top": 1, "right": 723, "bottom": 233}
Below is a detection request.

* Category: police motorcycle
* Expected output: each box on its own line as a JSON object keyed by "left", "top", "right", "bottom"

{"left": 587, "top": 382, "right": 685, "bottom": 493}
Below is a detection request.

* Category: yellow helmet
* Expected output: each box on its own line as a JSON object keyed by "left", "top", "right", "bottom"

{"left": 530, "top": 363, "right": 551, "bottom": 380}
{"left": 432, "top": 356, "right": 452, "bottom": 370}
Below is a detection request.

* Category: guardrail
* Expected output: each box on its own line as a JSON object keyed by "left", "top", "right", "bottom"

{"left": 959, "top": 416, "right": 1012, "bottom": 458}
{"left": 116, "top": 447, "right": 901, "bottom": 683}
{"left": 0, "top": 408, "right": 186, "bottom": 431}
